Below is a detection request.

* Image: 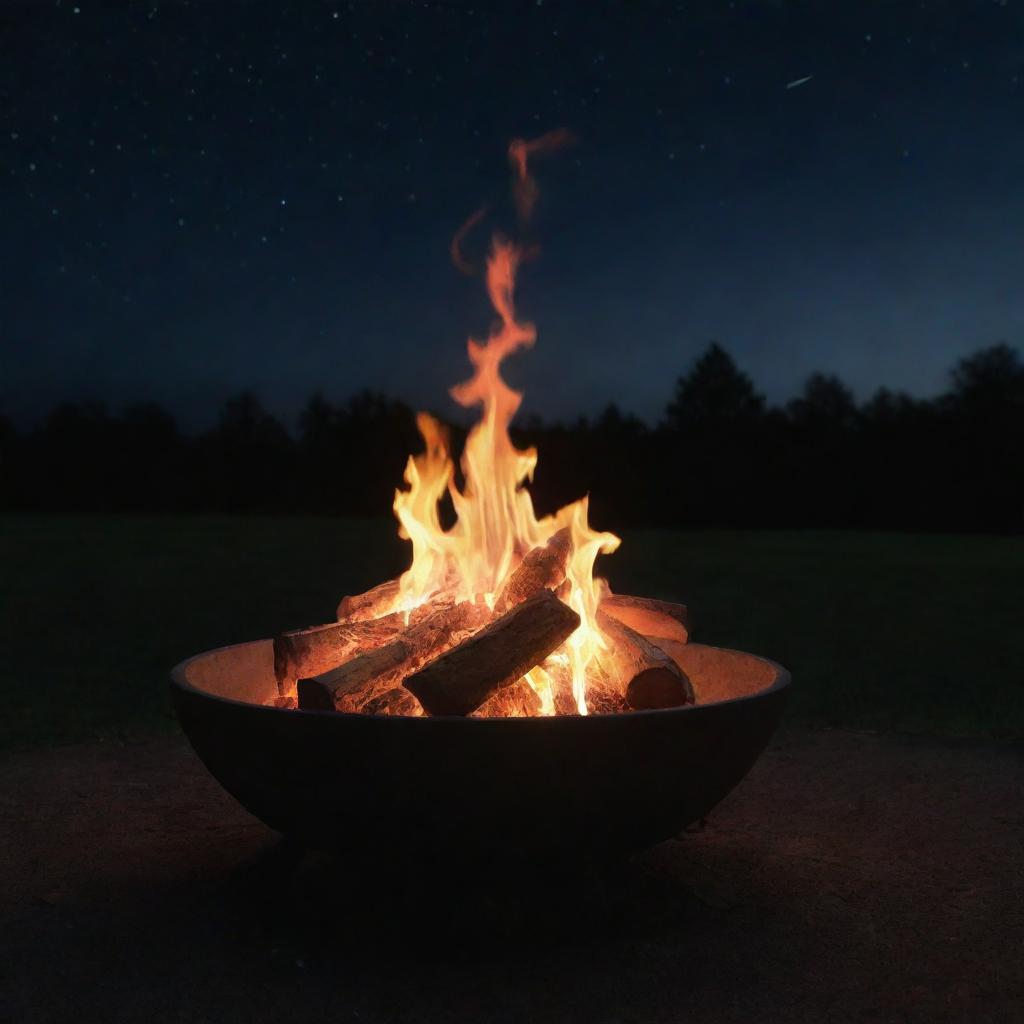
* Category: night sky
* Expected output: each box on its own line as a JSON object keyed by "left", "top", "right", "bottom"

{"left": 2, "top": 1, "right": 1023, "bottom": 431}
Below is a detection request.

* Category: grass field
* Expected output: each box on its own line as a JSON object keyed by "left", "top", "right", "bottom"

{"left": 1, "top": 517, "right": 1021, "bottom": 749}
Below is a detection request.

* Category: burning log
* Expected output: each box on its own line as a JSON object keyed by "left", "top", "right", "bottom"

{"left": 336, "top": 579, "right": 401, "bottom": 622}
{"left": 495, "top": 527, "right": 572, "bottom": 612}
{"left": 601, "top": 594, "right": 690, "bottom": 645}
{"left": 297, "top": 600, "right": 487, "bottom": 712}
{"left": 586, "top": 689, "right": 627, "bottom": 715}
{"left": 361, "top": 687, "right": 423, "bottom": 717}
{"left": 596, "top": 608, "right": 695, "bottom": 710}
{"left": 273, "top": 615, "right": 402, "bottom": 694}
{"left": 404, "top": 590, "right": 580, "bottom": 716}
{"left": 473, "top": 676, "right": 543, "bottom": 718}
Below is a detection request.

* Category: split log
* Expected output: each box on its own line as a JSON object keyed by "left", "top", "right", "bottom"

{"left": 596, "top": 608, "right": 695, "bottom": 710}
{"left": 495, "top": 528, "right": 572, "bottom": 613}
{"left": 361, "top": 687, "right": 423, "bottom": 717}
{"left": 601, "top": 594, "right": 689, "bottom": 645}
{"left": 404, "top": 590, "right": 580, "bottom": 717}
{"left": 336, "top": 579, "right": 401, "bottom": 622}
{"left": 273, "top": 615, "right": 403, "bottom": 694}
{"left": 473, "top": 676, "right": 543, "bottom": 718}
{"left": 297, "top": 600, "right": 487, "bottom": 712}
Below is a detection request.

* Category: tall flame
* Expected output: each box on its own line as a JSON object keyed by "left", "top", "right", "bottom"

{"left": 391, "top": 136, "right": 619, "bottom": 715}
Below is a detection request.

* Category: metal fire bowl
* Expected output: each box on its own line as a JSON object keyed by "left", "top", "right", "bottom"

{"left": 171, "top": 624, "right": 789, "bottom": 871}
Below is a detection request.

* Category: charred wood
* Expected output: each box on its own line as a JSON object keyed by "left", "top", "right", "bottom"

{"left": 472, "top": 676, "right": 544, "bottom": 718}
{"left": 297, "top": 600, "right": 487, "bottom": 712}
{"left": 336, "top": 579, "right": 401, "bottom": 622}
{"left": 495, "top": 527, "right": 572, "bottom": 613}
{"left": 273, "top": 615, "right": 402, "bottom": 694}
{"left": 404, "top": 590, "right": 580, "bottom": 716}
{"left": 361, "top": 687, "right": 423, "bottom": 717}
{"left": 596, "top": 608, "right": 695, "bottom": 710}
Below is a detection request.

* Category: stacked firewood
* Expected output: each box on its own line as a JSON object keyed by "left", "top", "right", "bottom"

{"left": 269, "top": 529, "right": 695, "bottom": 718}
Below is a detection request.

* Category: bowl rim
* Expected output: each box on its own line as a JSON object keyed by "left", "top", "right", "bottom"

{"left": 170, "top": 636, "right": 791, "bottom": 725}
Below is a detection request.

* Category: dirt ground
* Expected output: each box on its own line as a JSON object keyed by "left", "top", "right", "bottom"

{"left": 2, "top": 727, "right": 1021, "bottom": 1024}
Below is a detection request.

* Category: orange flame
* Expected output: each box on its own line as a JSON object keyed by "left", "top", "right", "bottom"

{"left": 449, "top": 206, "right": 487, "bottom": 276}
{"left": 391, "top": 134, "right": 619, "bottom": 715}
{"left": 508, "top": 128, "right": 577, "bottom": 222}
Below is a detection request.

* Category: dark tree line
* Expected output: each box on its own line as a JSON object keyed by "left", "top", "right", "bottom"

{"left": 1, "top": 343, "right": 1021, "bottom": 532}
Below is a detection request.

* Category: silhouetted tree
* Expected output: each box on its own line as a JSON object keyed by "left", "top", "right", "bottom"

{"left": 0, "top": 414, "right": 18, "bottom": 509}
{"left": 298, "top": 392, "right": 336, "bottom": 447}
{"left": 595, "top": 403, "right": 647, "bottom": 437}
{"left": 0, "top": 414, "right": 16, "bottom": 463}
{"left": 1, "top": 342, "right": 1020, "bottom": 531}
{"left": 333, "top": 390, "right": 421, "bottom": 517}
{"left": 33, "top": 401, "right": 119, "bottom": 512}
{"left": 949, "top": 343, "right": 1024, "bottom": 412}
{"left": 943, "top": 344, "right": 1024, "bottom": 530}
{"left": 0, "top": 413, "right": 15, "bottom": 449}
{"left": 664, "top": 342, "right": 764, "bottom": 432}
{"left": 855, "top": 387, "right": 939, "bottom": 528}
{"left": 662, "top": 343, "right": 770, "bottom": 525}
{"left": 217, "top": 392, "right": 290, "bottom": 447}
{"left": 200, "top": 393, "right": 294, "bottom": 512}
{"left": 783, "top": 374, "right": 863, "bottom": 524}
{"left": 585, "top": 404, "right": 651, "bottom": 527}
{"left": 862, "top": 386, "right": 922, "bottom": 426}
{"left": 787, "top": 373, "right": 859, "bottom": 431}
{"left": 113, "top": 402, "right": 186, "bottom": 511}
{"left": 519, "top": 417, "right": 592, "bottom": 520}
{"left": 297, "top": 392, "right": 340, "bottom": 513}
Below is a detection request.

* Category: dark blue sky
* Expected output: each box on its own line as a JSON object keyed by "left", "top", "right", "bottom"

{"left": 2, "top": 1, "right": 1023, "bottom": 430}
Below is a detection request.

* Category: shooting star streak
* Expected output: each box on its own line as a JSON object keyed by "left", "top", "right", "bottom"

{"left": 786, "top": 75, "right": 814, "bottom": 89}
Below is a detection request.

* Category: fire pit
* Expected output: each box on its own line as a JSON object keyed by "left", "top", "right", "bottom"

{"left": 171, "top": 135, "right": 790, "bottom": 870}
{"left": 171, "top": 637, "right": 788, "bottom": 869}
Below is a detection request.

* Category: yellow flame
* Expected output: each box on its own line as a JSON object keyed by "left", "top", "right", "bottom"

{"left": 391, "top": 230, "right": 619, "bottom": 715}
{"left": 387, "top": 135, "right": 619, "bottom": 714}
